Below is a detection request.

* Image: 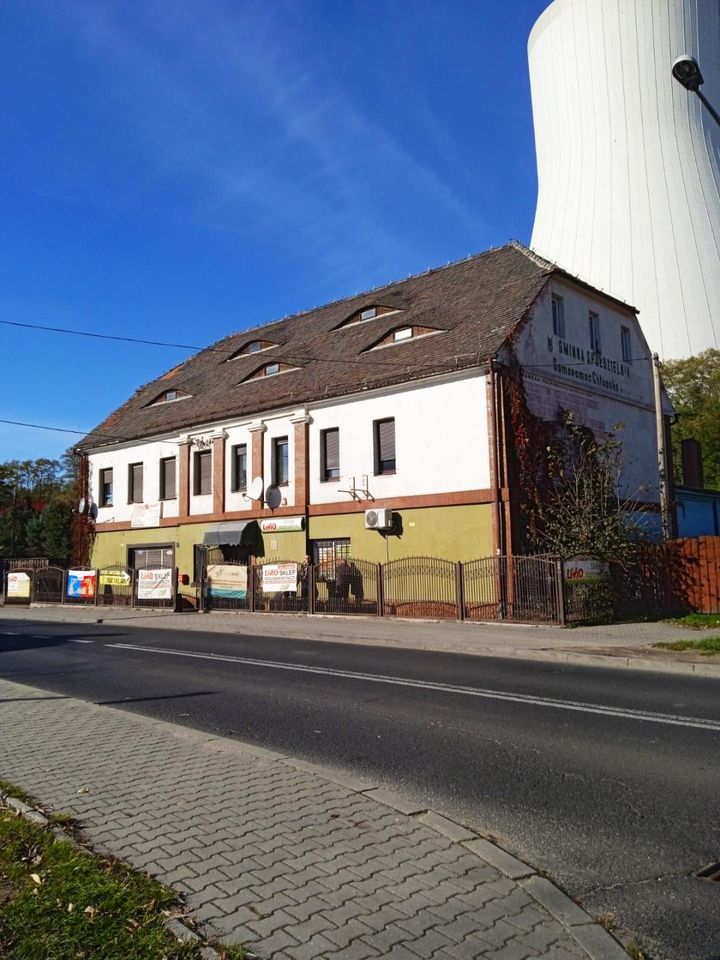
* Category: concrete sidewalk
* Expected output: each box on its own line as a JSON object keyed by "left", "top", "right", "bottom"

{"left": 2, "top": 602, "right": 719, "bottom": 677}
{"left": 0, "top": 676, "right": 627, "bottom": 960}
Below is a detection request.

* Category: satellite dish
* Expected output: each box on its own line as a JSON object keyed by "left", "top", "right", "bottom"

{"left": 265, "top": 484, "right": 282, "bottom": 509}
{"left": 248, "top": 476, "right": 264, "bottom": 501}
{"left": 89, "top": 503, "right": 99, "bottom": 520}
{"left": 78, "top": 497, "right": 87, "bottom": 514}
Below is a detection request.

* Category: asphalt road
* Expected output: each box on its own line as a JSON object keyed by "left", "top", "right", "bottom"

{"left": 1, "top": 616, "right": 718, "bottom": 960}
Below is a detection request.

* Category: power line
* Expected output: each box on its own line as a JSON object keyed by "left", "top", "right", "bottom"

{"left": 0, "top": 319, "right": 208, "bottom": 352}
{"left": 0, "top": 418, "right": 129, "bottom": 443}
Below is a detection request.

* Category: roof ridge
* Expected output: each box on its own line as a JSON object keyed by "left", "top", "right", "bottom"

{"left": 215, "top": 242, "right": 519, "bottom": 346}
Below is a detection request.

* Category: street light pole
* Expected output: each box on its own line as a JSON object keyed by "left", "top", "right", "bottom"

{"left": 672, "top": 55, "right": 720, "bottom": 127}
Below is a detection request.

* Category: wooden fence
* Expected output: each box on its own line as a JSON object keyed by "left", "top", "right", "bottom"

{"left": 640, "top": 536, "right": 720, "bottom": 615}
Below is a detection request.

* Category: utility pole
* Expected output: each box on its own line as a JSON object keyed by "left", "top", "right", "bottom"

{"left": 653, "top": 353, "right": 672, "bottom": 540}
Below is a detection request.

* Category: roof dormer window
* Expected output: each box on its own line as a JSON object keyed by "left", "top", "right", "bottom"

{"left": 240, "top": 361, "right": 299, "bottom": 383}
{"left": 366, "top": 325, "right": 443, "bottom": 351}
{"left": 337, "top": 304, "right": 399, "bottom": 329}
{"left": 226, "top": 339, "right": 279, "bottom": 361}
{"left": 147, "top": 388, "right": 191, "bottom": 406}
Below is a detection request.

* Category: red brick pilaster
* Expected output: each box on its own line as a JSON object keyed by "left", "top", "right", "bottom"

{"left": 178, "top": 439, "right": 191, "bottom": 520}
{"left": 212, "top": 433, "right": 226, "bottom": 516}
{"left": 290, "top": 411, "right": 311, "bottom": 512}
{"left": 248, "top": 421, "right": 266, "bottom": 515}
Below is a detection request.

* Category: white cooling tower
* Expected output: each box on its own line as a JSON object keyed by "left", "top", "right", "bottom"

{"left": 529, "top": 0, "right": 720, "bottom": 359}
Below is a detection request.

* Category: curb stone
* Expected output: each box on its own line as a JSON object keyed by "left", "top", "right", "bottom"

{"left": 0, "top": 788, "right": 222, "bottom": 960}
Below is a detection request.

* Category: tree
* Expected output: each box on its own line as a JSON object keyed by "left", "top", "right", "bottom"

{"left": 0, "top": 455, "right": 76, "bottom": 560}
{"left": 662, "top": 349, "right": 720, "bottom": 489}
{"left": 529, "top": 415, "right": 648, "bottom": 567}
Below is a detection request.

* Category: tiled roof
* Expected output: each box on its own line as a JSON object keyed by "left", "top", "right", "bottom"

{"left": 78, "top": 243, "right": 584, "bottom": 449}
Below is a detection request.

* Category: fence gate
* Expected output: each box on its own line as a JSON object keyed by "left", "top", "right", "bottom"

{"left": 204, "top": 560, "right": 249, "bottom": 611}
{"left": 315, "top": 558, "right": 380, "bottom": 617}
{"left": 250, "top": 560, "right": 308, "bottom": 614}
{"left": 32, "top": 566, "right": 65, "bottom": 604}
{"left": 383, "top": 557, "right": 459, "bottom": 619}
{"left": 97, "top": 566, "right": 133, "bottom": 607}
{"left": 463, "top": 555, "right": 563, "bottom": 624}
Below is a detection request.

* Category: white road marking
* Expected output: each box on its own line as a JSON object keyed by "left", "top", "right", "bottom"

{"left": 68, "top": 639, "right": 94, "bottom": 644}
{"left": 105, "top": 642, "right": 720, "bottom": 732}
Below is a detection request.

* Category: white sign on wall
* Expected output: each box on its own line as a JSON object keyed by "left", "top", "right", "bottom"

{"left": 259, "top": 517, "right": 305, "bottom": 533}
{"left": 261, "top": 562, "right": 297, "bottom": 594}
{"left": 137, "top": 568, "right": 173, "bottom": 600}
{"left": 131, "top": 503, "right": 162, "bottom": 528}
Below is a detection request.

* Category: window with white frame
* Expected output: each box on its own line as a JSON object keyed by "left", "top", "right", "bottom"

{"left": 99, "top": 468, "right": 113, "bottom": 507}
{"left": 193, "top": 450, "right": 212, "bottom": 496}
{"left": 231, "top": 444, "right": 247, "bottom": 491}
{"left": 320, "top": 428, "right": 340, "bottom": 481}
{"left": 273, "top": 437, "right": 289, "bottom": 486}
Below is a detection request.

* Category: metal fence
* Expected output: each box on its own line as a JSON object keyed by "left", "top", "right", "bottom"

{"left": 383, "top": 557, "right": 460, "bottom": 620}
{"left": 32, "top": 566, "right": 65, "bottom": 604}
{"left": 1, "top": 555, "right": 570, "bottom": 624}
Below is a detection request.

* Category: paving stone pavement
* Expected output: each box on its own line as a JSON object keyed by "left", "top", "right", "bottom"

{"left": 0, "top": 676, "right": 623, "bottom": 960}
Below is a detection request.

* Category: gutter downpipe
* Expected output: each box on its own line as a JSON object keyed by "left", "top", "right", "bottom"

{"left": 488, "top": 358, "right": 504, "bottom": 556}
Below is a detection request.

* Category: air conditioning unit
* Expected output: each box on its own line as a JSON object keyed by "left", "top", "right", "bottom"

{"left": 365, "top": 508, "right": 393, "bottom": 530}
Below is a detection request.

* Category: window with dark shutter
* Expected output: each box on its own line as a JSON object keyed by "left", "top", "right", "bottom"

{"left": 128, "top": 463, "right": 144, "bottom": 503}
{"left": 232, "top": 444, "right": 247, "bottom": 491}
{"left": 160, "top": 457, "right": 176, "bottom": 500}
{"left": 194, "top": 450, "right": 212, "bottom": 496}
{"left": 273, "top": 437, "right": 289, "bottom": 486}
{"left": 321, "top": 428, "right": 340, "bottom": 481}
{"left": 374, "top": 418, "right": 396, "bottom": 475}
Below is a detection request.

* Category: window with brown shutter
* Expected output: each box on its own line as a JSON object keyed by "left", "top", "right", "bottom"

{"left": 160, "top": 457, "right": 176, "bottom": 500}
{"left": 193, "top": 450, "right": 212, "bottom": 496}
{"left": 321, "top": 428, "right": 340, "bottom": 481}
{"left": 374, "top": 418, "right": 396, "bottom": 475}
{"left": 128, "top": 463, "right": 144, "bottom": 503}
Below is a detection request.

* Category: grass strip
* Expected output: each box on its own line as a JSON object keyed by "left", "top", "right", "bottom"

{"left": 653, "top": 635, "right": 720, "bottom": 656}
{"left": 663, "top": 613, "right": 720, "bottom": 630}
{"left": 0, "top": 806, "right": 245, "bottom": 959}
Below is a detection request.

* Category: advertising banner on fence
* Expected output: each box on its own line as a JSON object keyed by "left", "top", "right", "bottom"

{"left": 7, "top": 572, "right": 31, "bottom": 599}
{"left": 207, "top": 564, "right": 247, "bottom": 600}
{"left": 563, "top": 558, "right": 610, "bottom": 581}
{"left": 66, "top": 570, "right": 96, "bottom": 599}
{"left": 99, "top": 571, "right": 132, "bottom": 587}
{"left": 261, "top": 562, "right": 297, "bottom": 594}
{"left": 137, "top": 568, "right": 173, "bottom": 600}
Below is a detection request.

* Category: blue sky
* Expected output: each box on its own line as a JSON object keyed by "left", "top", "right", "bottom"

{"left": 1, "top": 0, "right": 549, "bottom": 462}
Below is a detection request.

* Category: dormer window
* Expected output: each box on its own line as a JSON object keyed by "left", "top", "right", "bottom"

{"left": 337, "top": 304, "right": 399, "bottom": 329}
{"left": 241, "top": 361, "right": 299, "bottom": 383}
{"left": 366, "top": 325, "right": 443, "bottom": 350}
{"left": 147, "top": 388, "right": 190, "bottom": 406}
{"left": 226, "top": 339, "right": 279, "bottom": 361}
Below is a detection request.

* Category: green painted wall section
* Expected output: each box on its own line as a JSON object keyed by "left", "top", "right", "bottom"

{"left": 91, "top": 503, "right": 493, "bottom": 573}
{"left": 308, "top": 504, "right": 493, "bottom": 562}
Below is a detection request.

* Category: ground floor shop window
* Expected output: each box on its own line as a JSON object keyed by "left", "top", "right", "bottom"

{"left": 128, "top": 546, "right": 174, "bottom": 569}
